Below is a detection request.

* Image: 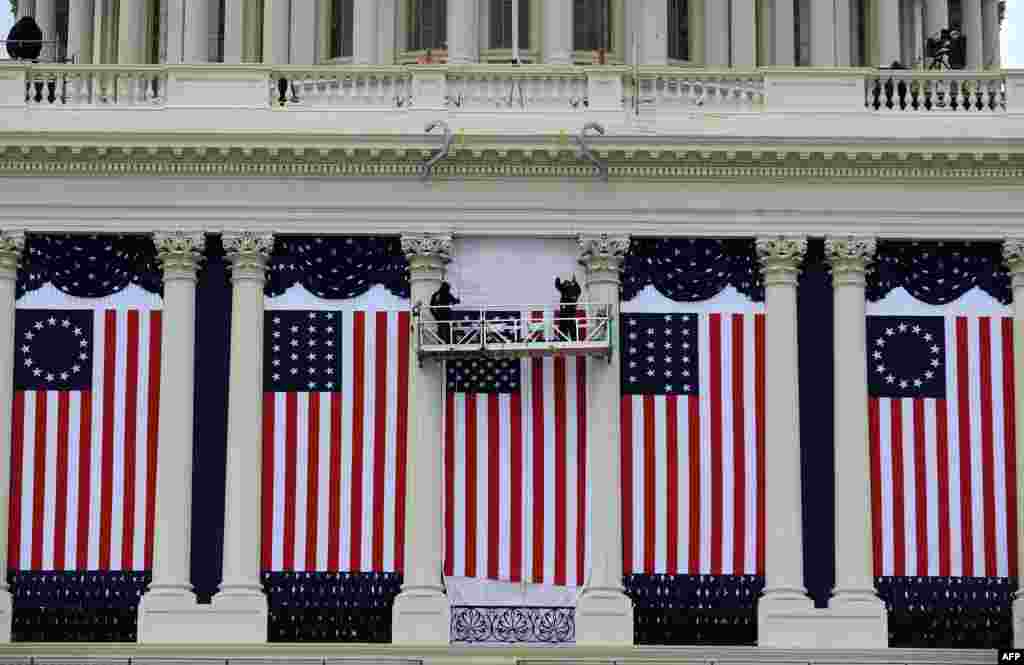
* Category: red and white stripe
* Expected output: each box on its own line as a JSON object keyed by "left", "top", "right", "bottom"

{"left": 261, "top": 310, "right": 411, "bottom": 573}
{"left": 621, "top": 312, "right": 766, "bottom": 576}
{"left": 870, "top": 315, "right": 1019, "bottom": 578}
{"left": 8, "top": 308, "right": 163, "bottom": 572}
{"left": 444, "top": 354, "right": 589, "bottom": 586}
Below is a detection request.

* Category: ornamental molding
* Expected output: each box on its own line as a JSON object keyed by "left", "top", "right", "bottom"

{"left": 0, "top": 229, "right": 26, "bottom": 276}
{"left": 756, "top": 235, "right": 808, "bottom": 286}
{"left": 1, "top": 143, "right": 1023, "bottom": 183}
{"left": 153, "top": 230, "right": 205, "bottom": 277}
{"left": 578, "top": 234, "right": 631, "bottom": 274}
{"left": 825, "top": 235, "right": 877, "bottom": 287}
{"left": 400, "top": 233, "right": 453, "bottom": 262}
{"left": 223, "top": 231, "right": 274, "bottom": 278}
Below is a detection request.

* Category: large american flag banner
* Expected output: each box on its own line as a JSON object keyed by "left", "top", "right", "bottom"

{"left": 261, "top": 308, "right": 411, "bottom": 573}
{"left": 868, "top": 313, "right": 1019, "bottom": 578}
{"left": 620, "top": 310, "right": 765, "bottom": 576}
{"left": 444, "top": 349, "right": 589, "bottom": 586}
{"left": 9, "top": 307, "right": 162, "bottom": 572}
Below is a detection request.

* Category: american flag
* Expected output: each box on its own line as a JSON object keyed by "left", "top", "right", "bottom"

{"left": 444, "top": 350, "right": 589, "bottom": 586}
{"left": 620, "top": 311, "right": 765, "bottom": 576}
{"left": 261, "top": 308, "right": 410, "bottom": 574}
{"left": 9, "top": 307, "right": 162, "bottom": 572}
{"left": 867, "top": 314, "right": 1019, "bottom": 578}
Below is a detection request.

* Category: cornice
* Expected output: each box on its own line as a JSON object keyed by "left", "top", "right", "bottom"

{"left": 0, "top": 143, "right": 1022, "bottom": 183}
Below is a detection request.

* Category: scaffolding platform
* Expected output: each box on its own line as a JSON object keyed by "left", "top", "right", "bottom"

{"left": 415, "top": 303, "right": 613, "bottom": 362}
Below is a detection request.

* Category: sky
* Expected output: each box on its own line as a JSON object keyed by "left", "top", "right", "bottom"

{"left": 0, "top": 2, "right": 1021, "bottom": 66}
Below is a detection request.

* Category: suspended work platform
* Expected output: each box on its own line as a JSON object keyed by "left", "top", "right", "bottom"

{"left": 414, "top": 303, "right": 613, "bottom": 362}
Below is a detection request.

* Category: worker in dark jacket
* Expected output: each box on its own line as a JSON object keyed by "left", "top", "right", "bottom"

{"left": 555, "top": 276, "right": 582, "bottom": 341}
{"left": 430, "top": 281, "right": 460, "bottom": 344}
{"left": 6, "top": 16, "right": 43, "bottom": 61}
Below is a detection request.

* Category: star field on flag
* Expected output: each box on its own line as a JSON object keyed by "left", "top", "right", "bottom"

{"left": 265, "top": 311, "right": 343, "bottom": 392}
{"left": 621, "top": 313, "right": 700, "bottom": 395}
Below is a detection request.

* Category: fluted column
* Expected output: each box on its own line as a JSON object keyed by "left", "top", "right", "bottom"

{"left": 1004, "top": 240, "right": 1024, "bottom": 648}
{"left": 138, "top": 232, "right": 204, "bottom": 642}
{"left": 911, "top": 0, "right": 925, "bottom": 67}
{"left": 209, "top": 231, "right": 272, "bottom": 643}
{"left": 810, "top": 0, "right": 836, "bottom": 65}
{"left": 447, "top": 0, "right": 480, "bottom": 64}
{"left": 773, "top": 0, "right": 795, "bottom": 66}
{"left": 877, "top": 0, "right": 902, "bottom": 67}
{"left": 0, "top": 232, "right": 25, "bottom": 644}
{"left": 353, "top": 0, "right": 378, "bottom": 64}
{"left": 756, "top": 236, "right": 812, "bottom": 618}
{"left": 982, "top": 0, "right": 1000, "bottom": 68}
{"left": 183, "top": 0, "right": 212, "bottom": 62}
{"left": 118, "top": 0, "right": 148, "bottom": 63}
{"left": 835, "top": 0, "right": 851, "bottom": 66}
{"left": 636, "top": 0, "right": 667, "bottom": 65}
{"left": 67, "top": 0, "right": 95, "bottom": 63}
{"left": 825, "top": 238, "right": 887, "bottom": 624}
{"left": 576, "top": 234, "right": 633, "bottom": 646}
{"left": 731, "top": 0, "right": 756, "bottom": 67}
{"left": 263, "top": 0, "right": 291, "bottom": 64}
{"left": 34, "top": 0, "right": 56, "bottom": 60}
{"left": 963, "top": 0, "right": 984, "bottom": 69}
{"left": 392, "top": 234, "right": 452, "bottom": 645}
{"left": 705, "top": 0, "right": 729, "bottom": 66}
{"left": 925, "top": 0, "right": 948, "bottom": 38}
{"left": 289, "top": 0, "right": 317, "bottom": 65}
{"left": 16, "top": 1, "right": 34, "bottom": 20}
{"left": 543, "top": 0, "right": 573, "bottom": 64}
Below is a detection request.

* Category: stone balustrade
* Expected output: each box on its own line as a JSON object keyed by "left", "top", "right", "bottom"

{"left": 865, "top": 70, "right": 1008, "bottom": 113}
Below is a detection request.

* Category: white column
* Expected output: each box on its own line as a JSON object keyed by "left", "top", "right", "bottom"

{"left": 164, "top": 0, "right": 185, "bottom": 62}
{"left": 118, "top": 0, "right": 148, "bottom": 63}
{"left": 911, "top": 0, "right": 925, "bottom": 67}
{"left": 263, "top": 0, "right": 291, "bottom": 64}
{"left": 68, "top": 0, "right": 95, "bottom": 63}
{"left": 447, "top": 0, "right": 480, "bottom": 64}
{"left": 824, "top": 237, "right": 887, "bottom": 645}
{"left": 731, "top": 0, "right": 756, "bottom": 67}
{"left": 209, "top": 231, "right": 273, "bottom": 643}
{"left": 876, "top": 0, "right": 901, "bottom": 67}
{"left": 290, "top": 0, "right": 317, "bottom": 64}
{"left": 705, "top": 0, "right": 729, "bottom": 65}
{"left": 962, "top": 0, "right": 983, "bottom": 69}
{"left": 808, "top": 0, "right": 836, "bottom": 65}
{"left": 925, "top": 0, "right": 948, "bottom": 38}
{"left": 183, "top": 0, "right": 212, "bottom": 62}
{"left": 0, "top": 232, "right": 24, "bottom": 644}
{"left": 543, "top": 0, "right": 573, "bottom": 64}
{"left": 834, "top": 0, "right": 851, "bottom": 66}
{"left": 635, "top": 0, "right": 667, "bottom": 65}
{"left": 392, "top": 234, "right": 452, "bottom": 645}
{"left": 223, "top": 0, "right": 245, "bottom": 63}
{"left": 138, "top": 232, "right": 204, "bottom": 642}
{"left": 16, "top": 1, "right": 35, "bottom": 20}
{"left": 575, "top": 234, "right": 634, "bottom": 646}
{"left": 774, "top": 0, "right": 796, "bottom": 66}
{"left": 1004, "top": 240, "right": 1024, "bottom": 649}
{"left": 33, "top": 0, "right": 56, "bottom": 60}
{"left": 982, "top": 0, "right": 1000, "bottom": 68}
{"left": 353, "top": 0, "right": 378, "bottom": 64}
{"left": 756, "top": 236, "right": 812, "bottom": 622}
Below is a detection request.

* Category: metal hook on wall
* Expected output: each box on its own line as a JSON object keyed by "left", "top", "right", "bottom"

{"left": 420, "top": 120, "right": 455, "bottom": 181}
{"left": 573, "top": 122, "right": 608, "bottom": 181}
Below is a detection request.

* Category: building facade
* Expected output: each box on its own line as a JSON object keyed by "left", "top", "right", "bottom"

{"left": 0, "top": 1, "right": 1021, "bottom": 664}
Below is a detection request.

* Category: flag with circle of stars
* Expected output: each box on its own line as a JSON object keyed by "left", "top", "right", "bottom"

{"left": 14, "top": 309, "right": 93, "bottom": 391}
{"left": 866, "top": 316, "right": 945, "bottom": 399}
{"left": 264, "top": 310, "right": 342, "bottom": 392}
{"left": 621, "top": 313, "right": 700, "bottom": 395}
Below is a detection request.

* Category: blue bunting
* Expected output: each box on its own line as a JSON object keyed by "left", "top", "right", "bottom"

{"left": 622, "top": 238, "right": 764, "bottom": 303}
{"left": 867, "top": 241, "right": 1011, "bottom": 305}
{"left": 17, "top": 233, "right": 162, "bottom": 300}
{"left": 265, "top": 236, "right": 410, "bottom": 300}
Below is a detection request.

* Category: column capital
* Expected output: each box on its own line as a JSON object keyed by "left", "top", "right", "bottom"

{"left": 1003, "top": 238, "right": 1024, "bottom": 277}
{"left": 825, "top": 235, "right": 877, "bottom": 287}
{"left": 401, "top": 233, "right": 453, "bottom": 286}
{"left": 223, "top": 231, "right": 274, "bottom": 282}
{"left": 154, "top": 231, "right": 205, "bottom": 280}
{"left": 0, "top": 230, "right": 26, "bottom": 279}
{"left": 577, "top": 234, "right": 631, "bottom": 274}
{"left": 756, "top": 235, "right": 807, "bottom": 286}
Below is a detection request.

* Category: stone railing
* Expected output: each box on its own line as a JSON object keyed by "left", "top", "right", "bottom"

{"left": 865, "top": 70, "right": 1007, "bottom": 113}
{"left": 1, "top": 63, "right": 1020, "bottom": 119}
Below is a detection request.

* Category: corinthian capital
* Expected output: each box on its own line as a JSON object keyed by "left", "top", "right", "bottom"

{"left": 154, "top": 231, "right": 205, "bottom": 278}
{"left": 400, "top": 233, "right": 453, "bottom": 262}
{"left": 577, "top": 233, "right": 631, "bottom": 273}
{"left": 223, "top": 231, "right": 274, "bottom": 279}
{"left": 756, "top": 235, "right": 807, "bottom": 286}
{"left": 1004, "top": 239, "right": 1024, "bottom": 272}
{"left": 0, "top": 230, "right": 25, "bottom": 277}
{"left": 825, "top": 235, "right": 876, "bottom": 287}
